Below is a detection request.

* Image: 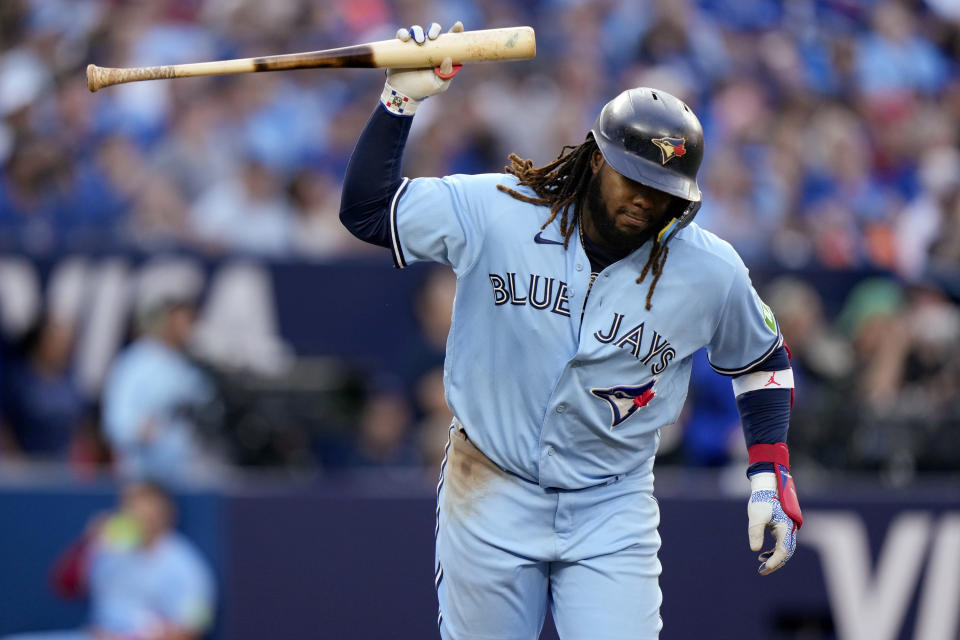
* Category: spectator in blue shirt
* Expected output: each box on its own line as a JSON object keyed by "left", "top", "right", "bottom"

{"left": 4, "top": 481, "right": 216, "bottom": 640}
{"left": 855, "top": 2, "right": 950, "bottom": 96}
{"left": 1, "top": 314, "right": 89, "bottom": 459}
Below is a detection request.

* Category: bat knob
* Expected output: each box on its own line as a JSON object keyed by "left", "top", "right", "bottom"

{"left": 87, "top": 64, "right": 102, "bottom": 93}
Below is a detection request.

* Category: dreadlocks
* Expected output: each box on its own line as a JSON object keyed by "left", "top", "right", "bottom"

{"left": 496, "top": 139, "right": 596, "bottom": 250}
{"left": 497, "top": 138, "right": 671, "bottom": 310}
{"left": 636, "top": 242, "right": 669, "bottom": 311}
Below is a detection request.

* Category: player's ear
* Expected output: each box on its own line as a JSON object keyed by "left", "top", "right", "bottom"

{"left": 591, "top": 149, "right": 605, "bottom": 174}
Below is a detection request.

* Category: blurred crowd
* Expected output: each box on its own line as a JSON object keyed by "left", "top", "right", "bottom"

{"left": 1, "top": 0, "right": 959, "bottom": 483}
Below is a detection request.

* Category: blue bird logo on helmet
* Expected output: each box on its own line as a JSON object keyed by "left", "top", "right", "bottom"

{"left": 651, "top": 137, "right": 687, "bottom": 165}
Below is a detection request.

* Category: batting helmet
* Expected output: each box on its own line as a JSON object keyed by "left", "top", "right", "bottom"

{"left": 590, "top": 87, "right": 704, "bottom": 243}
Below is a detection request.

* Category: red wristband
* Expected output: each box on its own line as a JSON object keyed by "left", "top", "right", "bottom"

{"left": 749, "top": 442, "right": 803, "bottom": 528}
{"left": 748, "top": 442, "right": 790, "bottom": 469}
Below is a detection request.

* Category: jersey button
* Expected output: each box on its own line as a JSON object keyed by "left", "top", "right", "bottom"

{"left": 575, "top": 263, "right": 583, "bottom": 271}
{"left": 556, "top": 404, "right": 566, "bottom": 413}
{"left": 546, "top": 446, "right": 555, "bottom": 456}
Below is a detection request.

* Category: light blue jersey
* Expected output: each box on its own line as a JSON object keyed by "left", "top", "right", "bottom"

{"left": 392, "top": 173, "right": 781, "bottom": 490}
{"left": 89, "top": 532, "right": 215, "bottom": 634}
{"left": 102, "top": 339, "right": 214, "bottom": 481}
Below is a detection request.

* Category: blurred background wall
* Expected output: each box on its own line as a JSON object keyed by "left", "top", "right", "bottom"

{"left": 0, "top": 0, "right": 958, "bottom": 638}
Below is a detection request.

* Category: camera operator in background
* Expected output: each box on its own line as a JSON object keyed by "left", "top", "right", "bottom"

{"left": 102, "top": 298, "right": 222, "bottom": 483}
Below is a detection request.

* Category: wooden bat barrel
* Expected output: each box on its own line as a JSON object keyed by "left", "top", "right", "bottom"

{"left": 87, "top": 26, "right": 535, "bottom": 92}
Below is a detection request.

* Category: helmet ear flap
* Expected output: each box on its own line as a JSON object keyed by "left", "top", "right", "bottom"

{"left": 657, "top": 200, "right": 701, "bottom": 245}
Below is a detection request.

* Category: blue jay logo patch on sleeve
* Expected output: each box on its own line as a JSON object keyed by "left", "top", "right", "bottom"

{"left": 590, "top": 381, "right": 656, "bottom": 429}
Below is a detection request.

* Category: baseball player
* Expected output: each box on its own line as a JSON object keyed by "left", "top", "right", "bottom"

{"left": 339, "top": 22, "right": 803, "bottom": 639}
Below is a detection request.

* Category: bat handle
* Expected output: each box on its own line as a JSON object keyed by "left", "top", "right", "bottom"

{"left": 87, "top": 63, "right": 176, "bottom": 92}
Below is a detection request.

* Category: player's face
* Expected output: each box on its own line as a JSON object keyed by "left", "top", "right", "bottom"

{"left": 583, "top": 150, "right": 675, "bottom": 254}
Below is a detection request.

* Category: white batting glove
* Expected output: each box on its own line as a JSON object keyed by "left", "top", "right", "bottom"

{"left": 381, "top": 21, "right": 464, "bottom": 115}
{"left": 747, "top": 471, "right": 800, "bottom": 575}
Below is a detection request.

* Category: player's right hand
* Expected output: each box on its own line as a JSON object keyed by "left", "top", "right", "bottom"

{"left": 384, "top": 21, "right": 464, "bottom": 104}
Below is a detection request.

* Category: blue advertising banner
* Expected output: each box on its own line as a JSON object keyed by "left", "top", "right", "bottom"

{"left": 0, "top": 253, "right": 880, "bottom": 395}
{"left": 1, "top": 476, "right": 957, "bottom": 640}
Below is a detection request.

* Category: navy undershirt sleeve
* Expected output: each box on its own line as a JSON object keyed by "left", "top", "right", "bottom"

{"left": 339, "top": 104, "right": 414, "bottom": 248}
{"left": 732, "top": 345, "right": 792, "bottom": 474}
{"left": 737, "top": 389, "right": 791, "bottom": 447}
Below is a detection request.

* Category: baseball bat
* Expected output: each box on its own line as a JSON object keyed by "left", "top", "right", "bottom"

{"left": 87, "top": 26, "right": 535, "bottom": 92}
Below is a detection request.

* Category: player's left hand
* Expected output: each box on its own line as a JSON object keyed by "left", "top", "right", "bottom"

{"left": 747, "top": 470, "right": 802, "bottom": 575}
